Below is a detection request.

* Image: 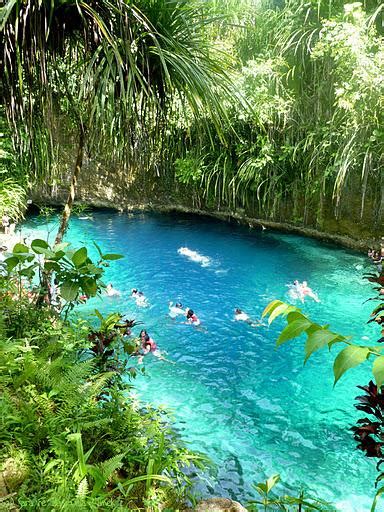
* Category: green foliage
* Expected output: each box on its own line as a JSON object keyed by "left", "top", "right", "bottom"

{"left": 2, "top": 238, "right": 122, "bottom": 317}
{"left": 262, "top": 300, "right": 378, "bottom": 385}
{"left": 0, "top": 178, "right": 26, "bottom": 221}
{"left": 0, "top": 264, "right": 204, "bottom": 510}
{"left": 1, "top": 0, "right": 233, "bottom": 205}
{"left": 175, "top": 157, "right": 204, "bottom": 185}
{"left": 248, "top": 472, "right": 333, "bottom": 511}
{"left": 162, "top": 0, "right": 384, "bottom": 228}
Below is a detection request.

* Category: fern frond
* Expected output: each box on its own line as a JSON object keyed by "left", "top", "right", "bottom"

{"left": 77, "top": 477, "right": 89, "bottom": 498}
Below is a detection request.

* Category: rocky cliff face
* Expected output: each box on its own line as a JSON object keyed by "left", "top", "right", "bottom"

{"left": 33, "top": 151, "right": 383, "bottom": 251}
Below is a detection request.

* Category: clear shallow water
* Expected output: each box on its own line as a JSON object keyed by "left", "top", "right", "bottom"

{"left": 23, "top": 212, "right": 380, "bottom": 511}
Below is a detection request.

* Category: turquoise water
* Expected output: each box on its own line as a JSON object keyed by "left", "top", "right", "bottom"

{"left": 23, "top": 212, "right": 380, "bottom": 511}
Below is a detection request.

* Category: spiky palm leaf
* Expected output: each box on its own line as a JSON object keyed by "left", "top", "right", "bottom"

{"left": 1, "top": 0, "right": 233, "bottom": 242}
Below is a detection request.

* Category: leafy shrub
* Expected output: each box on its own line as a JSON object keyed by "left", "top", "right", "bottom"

{"left": 0, "top": 251, "right": 204, "bottom": 511}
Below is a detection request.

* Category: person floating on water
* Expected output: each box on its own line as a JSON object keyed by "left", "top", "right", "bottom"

{"left": 300, "top": 281, "right": 320, "bottom": 302}
{"left": 234, "top": 308, "right": 264, "bottom": 327}
{"left": 168, "top": 301, "right": 185, "bottom": 319}
{"left": 287, "top": 280, "right": 320, "bottom": 303}
{"left": 177, "top": 247, "right": 210, "bottom": 267}
{"left": 136, "top": 329, "right": 164, "bottom": 363}
{"left": 186, "top": 308, "right": 200, "bottom": 326}
{"left": 131, "top": 288, "right": 148, "bottom": 307}
{"left": 105, "top": 283, "right": 121, "bottom": 297}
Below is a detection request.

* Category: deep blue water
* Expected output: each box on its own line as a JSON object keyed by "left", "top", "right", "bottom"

{"left": 23, "top": 211, "right": 380, "bottom": 511}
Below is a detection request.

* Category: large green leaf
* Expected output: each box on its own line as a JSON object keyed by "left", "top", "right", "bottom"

{"left": 72, "top": 247, "right": 88, "bottom": 267}
{"left": 262, "top": 300, "right": 284, "bottom": 318}
{"left": 305, "top": 330, "right": 340, "bottom": 363}
{"left": 102, "top": 253, "right": 124, "bottom": 261}
{"left": 4, "top": 256, "right": 20, "bottom": 272}
{"left": 286, "top": 311, "right": 306, "bottom": 323}
{"left": 31, "top": 239, "right": 49, "bottom": 253}
{"left": 373, "top": 356, "right": 384, "bottom": 389}
{"left": 268, "top": 303, "right": 292, "bottom": 324}
{"left": 276, "top": 318, "right": 312, "bottom": 347}
{"left": 12, "top": 243, "right": 29, "bottom": 254}
{"left": 333, "top": 345, "right": 370, "bottom": 385}
{"left": 80, "top": 277, "right": 98, "bottom": 297}
{"left": 60, "top": 280, "right": 79, "bottom": 302}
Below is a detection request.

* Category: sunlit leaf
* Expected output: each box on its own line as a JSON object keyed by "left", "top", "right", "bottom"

{"left": 262, "top": 300, "right": 284, "bottom": 318}
{"left": 268, "top": 303, "right": 291, "bottom": 324}
{"left": 305, "top": 330, "right": 340, "bottom": 362}
{"left": 61, "top": 280, "right": 79, "bottom": 302}
{"left": 277, "top": 318, "right": 312, "bottom": 346}
{"left": 266, "top": 474, "right": 280, "bottom": 493}
{"left": 333, "top": 346, "right": 370, "bottom": 385}
{"left": 373, "top": 356, "right": 384, "bottom": 389}
{"left": 72, "top": 247, "right": 88, "bottom": 267}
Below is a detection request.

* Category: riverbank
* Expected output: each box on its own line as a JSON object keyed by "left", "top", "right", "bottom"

{"left": 29, "top": 196, "right": 377, "bottom": 253}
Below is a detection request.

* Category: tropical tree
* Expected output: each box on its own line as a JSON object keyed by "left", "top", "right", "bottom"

{"left": 1, "top": 0, "right": 232, "bottom": 243}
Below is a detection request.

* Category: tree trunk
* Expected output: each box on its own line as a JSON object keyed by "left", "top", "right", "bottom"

{"left": 55, "top": 125, "right": 85, "bottom": 245}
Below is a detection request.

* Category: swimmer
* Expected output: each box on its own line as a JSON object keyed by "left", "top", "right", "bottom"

{"left": 234, "top": 308, "right": 250, "bottom": 322}
{"left": 234, "top": 308, "right": 264, "bottom": 327}
{"left": 136, "top": 330, "right": 163, "bottom": 363}
{"left": 168, "top": 301, "right": 185, "bottom": 319}
{"left": 287, "top": 280, "right": 305, "bottom": 302}
{"left": 106, "top": 283, "right": 121, "bottom": 297}
{"left": 287, "top": 280, "right": 319, "bottom": 303}
{"left": 131, "top": 288, "right": 148, "bottom": 307}
{"left": 300, "top": 281, "right": 320, "bottom": 302}
{"left": 186, "top": 308, "right": 201, "bottom": 326}
{"left": 177, "top": 247, "right": 210, "bottom": 267}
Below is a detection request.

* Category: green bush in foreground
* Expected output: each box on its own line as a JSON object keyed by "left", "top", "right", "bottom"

{"left": 0, "top": 250, "right": 203, "bottom": 511}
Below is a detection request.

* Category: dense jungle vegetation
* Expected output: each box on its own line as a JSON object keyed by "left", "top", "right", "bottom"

{"left": 0, "top": 0, "right": 384, "bottom": 510}
{"left": 1, "top": 0, "right": 384, "bottom": 235}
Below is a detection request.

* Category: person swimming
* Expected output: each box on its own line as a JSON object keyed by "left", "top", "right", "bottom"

{"left": 234, "top": 308, "right": 264, "bottom": 327}
{"left": 234, "top": 308, "right": 250, "bottom": 322}
{"left": 186, "top": 308, "right": 200, "bottom": 326}
{"left": 106, "top": 283, "right": 121, "bottom": 297}
{"left": 177, "top": 247, "right": 211, "bottom": 267}
{"left": 136, "top": 330, "right": 163, "bottom": 363}
{"left": 131, "top": 288, "right": 148, "bottom": 307}
{"left": 300, "top": 281, "right": 320, "bottom": 302}
{"left": 287, "top": 280, "right": 319, "bottom": 303}
{"left": 168, "top": 301, "right": 185, "bottom": 319}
